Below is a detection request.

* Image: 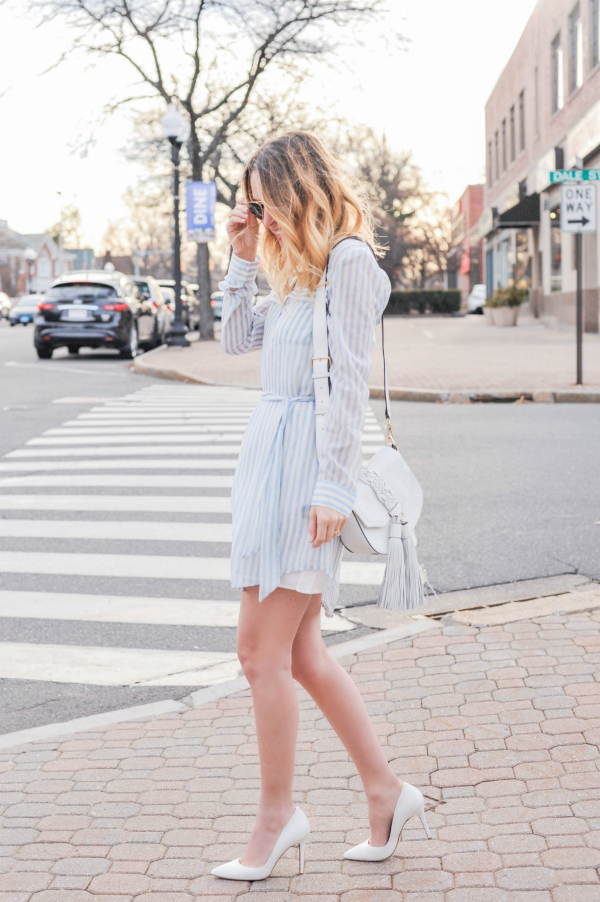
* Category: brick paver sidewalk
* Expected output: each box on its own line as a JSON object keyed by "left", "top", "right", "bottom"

{"left": 136, "top": 316, "right": 600, "bottom": 396}
{"left": 1, "top": 606, "right": 600, "bottom": 900}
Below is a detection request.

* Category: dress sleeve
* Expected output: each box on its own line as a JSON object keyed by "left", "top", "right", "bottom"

{"left": 219, "top": 253, "right": 274, "bottom": 355}
{"left": 310, "top": 242, "right": 388, "bottom": 517}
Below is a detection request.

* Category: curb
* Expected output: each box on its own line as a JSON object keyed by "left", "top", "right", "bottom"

{"left": 0, "top": 619, "right": 436, "bottom": 751}
{"left": 133, "top": 348, "right": 600, "bottom": 403}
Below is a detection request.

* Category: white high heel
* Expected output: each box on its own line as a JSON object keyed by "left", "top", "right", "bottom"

{"left": 344, "top": 782, "right": 431, "bottom": 862}
{"left": 211, "top": 807, "right": 310, "bottom": 881}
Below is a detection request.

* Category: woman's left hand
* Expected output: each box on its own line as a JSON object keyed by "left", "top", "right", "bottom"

{"left": 309, "top": 506, "right": 348, "bottom": 548}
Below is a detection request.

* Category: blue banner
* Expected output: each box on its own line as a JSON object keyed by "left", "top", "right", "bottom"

{"left": 186, "top": 181, "right": 217, "bottom": 243}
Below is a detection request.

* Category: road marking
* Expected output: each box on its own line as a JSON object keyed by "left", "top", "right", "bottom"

{"left": 6, "top": 444, "right": 243, "bottom": 457}
{"left": 0, "top": 496, "right": 232, "bottom": 512}
{"left": 0, "top": 591, "right": 355, "bottom": 632}
{"left": 0, "top": 551, "right": 385, "bottom": 584}
{"left": 0, "top": 642, "right": 240, "bottom": 686}
{"left": 0, "top": 459, "right": 238, "bottom": 472}
{"left": 52, "top": 397, "right": 122, "bottom": 404}
{"left": 5, "top": 443, "right": 381, "bottom": 458}
{"left": 0, "top": 474, "right": 235, "bottom": 488}
{"left": 0, "top": 520, "right": 233, "bottom": 542}
{"left": 44, "top": 425, "right": 248, "bottom": 436}
{"left": 27, "top": 433, "right": 247, "bottom": 446}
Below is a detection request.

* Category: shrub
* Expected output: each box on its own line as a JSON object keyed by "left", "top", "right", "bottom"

{"left": 385, "top": 289, "right": 462, "bottom": 316}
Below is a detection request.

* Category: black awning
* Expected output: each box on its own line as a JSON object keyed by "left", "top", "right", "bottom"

{"left": 497, "top": 193, "right": 540, "bottom": 229}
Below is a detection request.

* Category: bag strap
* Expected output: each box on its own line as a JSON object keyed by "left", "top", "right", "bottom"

{"left": 312, "top": 246, "right": 394, "bottom": 463}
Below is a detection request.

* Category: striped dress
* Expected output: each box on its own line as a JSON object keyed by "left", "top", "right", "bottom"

{"left": 219, "top": 237, "right": 391, "bottom": 616}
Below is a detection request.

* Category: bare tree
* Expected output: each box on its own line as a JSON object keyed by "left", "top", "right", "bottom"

{"left": 337, "top": 128, "right": 449, "bottom": 288}
{"left": 23, "top": 0, "right": 387, "bottom": 337}
{"left": 47, "top": 204, "right": 83, "bottom": 249}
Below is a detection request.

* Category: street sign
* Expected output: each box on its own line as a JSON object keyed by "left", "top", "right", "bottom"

{"left": 186, "top": 181, "right": 217, "bottom": 243}
{"left": 560, "top": 183, "right": 597, "bottom": 233}
{"left": 550, "top": 169, "right": 600, "bottom": 182}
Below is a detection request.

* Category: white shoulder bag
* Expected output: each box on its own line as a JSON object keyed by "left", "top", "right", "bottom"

{"left": 312, "top": 259, "right": 426, "bottom": 611}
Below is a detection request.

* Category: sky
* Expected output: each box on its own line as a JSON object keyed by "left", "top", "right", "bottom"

{"left": 0, "top": 0, "right": 539, "bottom": 250}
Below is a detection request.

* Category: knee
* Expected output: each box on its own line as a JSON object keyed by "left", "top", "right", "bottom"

{"left": 237, "top": 639, "right": 290, "bottom": 685}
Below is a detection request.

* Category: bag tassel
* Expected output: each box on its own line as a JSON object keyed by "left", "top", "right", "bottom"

{"left": 377, "top": 519, "right": 425, "bottom": 611}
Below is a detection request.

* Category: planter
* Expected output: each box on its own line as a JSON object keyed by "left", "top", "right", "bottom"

{"left": 483, "top": 306, "right": 494, "bottom": 326}
{"left": 491, "top": 305, "right": 519, "bottom": 327}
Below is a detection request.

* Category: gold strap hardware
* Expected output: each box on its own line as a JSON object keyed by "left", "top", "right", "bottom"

{"left": 385, "top": 417, "right": 396, "bottom": 446}
{"left": 311, "top": 356, "right": 331, "bottom": 365}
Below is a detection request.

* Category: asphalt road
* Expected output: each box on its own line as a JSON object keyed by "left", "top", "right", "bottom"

{"left": 1, "top": 317, "right": 598, "bottom": 735}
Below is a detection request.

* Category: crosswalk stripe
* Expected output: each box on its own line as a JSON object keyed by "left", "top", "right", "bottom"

{"left": 48, "top": 423, "right": 384, "bottom": 437}
{"left": 6, "top": 444, "right": 243, "bottom": 457}
{"left": 6, "top": 443, "right": 382, "bottom": 458}
{"left": 44, "top": 425, "right": 249, "bottom": 436}
{"left": 0, "top": 642, "right": 241, "bottom": 687}
{"left": 27, "top": 433, "right": 246, "bottom": 446}
{"left": 0, "top": 551, "right": 385, "bottom": 583}
{"left": 0, "top": 459, "right": 238, "bottom": 472}
{"left": 0, "top": 520, "right": 233, "bottom": 541}
{"left": 0, "top": 474, "right": 235, "bottom": 488}
{"left": 0, "top": 591, "right": 354, "bottom": 632}
{"left": 0, "top": 496, "right": 232, "bottom": 512}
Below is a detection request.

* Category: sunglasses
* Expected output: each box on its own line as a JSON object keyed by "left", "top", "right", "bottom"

{"left": 247, "top": 200, "right": 265, "bottom": 221}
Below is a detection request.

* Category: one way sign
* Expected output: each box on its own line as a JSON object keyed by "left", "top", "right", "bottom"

{"left": 560, "top": 183, "right": 597, "bottom": 233}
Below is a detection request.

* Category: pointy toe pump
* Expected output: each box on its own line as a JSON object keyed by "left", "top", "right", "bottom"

{"left": 211, "top": 807, "right": 310, "bottom": 881}
{"left": 344, "top": 782, "right": 431, "bottom": 862}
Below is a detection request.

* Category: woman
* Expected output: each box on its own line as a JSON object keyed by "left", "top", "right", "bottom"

{"left": 212, "top": 132, "right": 430, "bottom": 882}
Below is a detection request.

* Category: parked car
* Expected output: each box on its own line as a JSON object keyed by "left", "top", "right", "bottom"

{"left": 157, "top": 278, "right": 199, "bottom": 330}
{"left": 34, "top": 270, "right": 158, "bottom": 359}
{"left": 0, "top": 292, "right": 12, "bottom": 319}
{"left": 210, "top": 290, "right": 223, "bottom": 320}
{"left": 467, "top": 284, "right": 487, "bottom": 314}
{"left": 9, "top": 294, "right": 45, "bottom": 326}
{"left": 133, "top": 276, "right": 170, "bottom": 348}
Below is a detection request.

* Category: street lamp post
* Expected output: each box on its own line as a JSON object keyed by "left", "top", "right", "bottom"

{"left": 161, "top": 103, "right": 190, "bottom": 348}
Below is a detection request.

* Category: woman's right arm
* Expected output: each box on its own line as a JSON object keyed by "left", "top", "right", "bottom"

{"left": 219, "top": 255, "right": 273, "bottom": 355}
{"left": 220, "top": 199, "right": 271, "bottom": 356}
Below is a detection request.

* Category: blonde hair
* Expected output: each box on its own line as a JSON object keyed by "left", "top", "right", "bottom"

{"left": 242, "top": 131, "right": 378, "bottom": 300}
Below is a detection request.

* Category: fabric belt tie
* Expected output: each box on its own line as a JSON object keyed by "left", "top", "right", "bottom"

{"left": 239, "top": 393, "right": 314, "bottom": 602}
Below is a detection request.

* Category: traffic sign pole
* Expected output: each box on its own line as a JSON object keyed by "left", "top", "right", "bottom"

{"left": 575, "top": 232, "right": 583, "bottom": 385}
{"left": 554, "top": 174, "right": 598, "bottom": 385}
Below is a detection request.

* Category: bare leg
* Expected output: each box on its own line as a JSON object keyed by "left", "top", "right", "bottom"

{"left": 291, "top": 594, "right": 403, "bottom": 846}
{"left": 236, "top": 584, "right": 313, "bottom": 867}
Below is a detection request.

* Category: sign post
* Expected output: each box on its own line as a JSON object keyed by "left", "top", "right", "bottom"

{"left": 553, "top": 172, "right": 598, "bottom": 385}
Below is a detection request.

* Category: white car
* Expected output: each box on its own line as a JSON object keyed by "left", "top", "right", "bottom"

{"left": 0, "top": 292, "right": 11, "bottom": 319}
{"left": 467, "top": 284, "right": 487, "bottom": 314}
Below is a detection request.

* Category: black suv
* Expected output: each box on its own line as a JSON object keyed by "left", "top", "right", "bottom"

{"left": 34, "top": 270, "right": 159, "bottom": 359}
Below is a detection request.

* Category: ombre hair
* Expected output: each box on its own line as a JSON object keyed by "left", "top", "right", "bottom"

{"left": 242, "top": 131, "right": 379, "bottom": 300}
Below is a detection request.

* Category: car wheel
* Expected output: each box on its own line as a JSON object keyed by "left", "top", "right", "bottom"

{"left": 37, "top": 347, "right": 53, "bottom": 359}
{"left": 68, "top": 346, "right": 79, "bottom": 355}
{"left": 120, "top": 323, "right": 139, "bottom": 359}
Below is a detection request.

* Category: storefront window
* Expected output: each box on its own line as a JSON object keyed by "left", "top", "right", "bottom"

{"left": 498, "top": 238, "right": 512, "bottom": 287}
{"left": 515, "top": 230, "right": 531, "bottom": 288}
{"left": 550, "top": 206, "right": 561, "bottom": 291}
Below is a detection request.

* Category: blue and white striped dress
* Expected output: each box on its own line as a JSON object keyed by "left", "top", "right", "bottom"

{"left": 219, "top": 238, "right": 391, "bottom": 616}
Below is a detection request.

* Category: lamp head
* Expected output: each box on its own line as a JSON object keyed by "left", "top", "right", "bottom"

{"left": 161, "top": 103, "right": 187, "bottom": 142}
{"left": 24, "top": 247, "right": 37, "bottom": 262}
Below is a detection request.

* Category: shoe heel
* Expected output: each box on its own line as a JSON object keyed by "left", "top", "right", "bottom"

{"left": 299, "top": 838, "right": 308, "bottom": 874}
{"left": 417, "top": 804, "right": 432, "bottom": 839}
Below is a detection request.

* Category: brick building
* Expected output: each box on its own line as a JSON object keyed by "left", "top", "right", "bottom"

{"left": 447, "top": 184, "right": 485, "bottom": 303}
{"left": 0, "top": 221, "right": 74, "bottom": 296}
{"left": 481, "top": 0, "right": 600, "bottom": 331}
